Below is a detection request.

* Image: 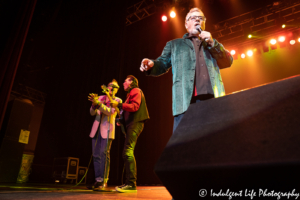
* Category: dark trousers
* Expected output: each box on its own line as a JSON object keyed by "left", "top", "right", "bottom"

{"left": 173, "top": 94, "right": 213, "bottom": 133}
{"left": 92, "top": 132, "right": 112, "bottom": 182}
{"left": 123, "top": 122, "right": 144, "bottom": 186}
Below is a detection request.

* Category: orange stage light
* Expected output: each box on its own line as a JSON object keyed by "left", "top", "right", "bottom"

{"left": 170, "top": 11, "right": 176, "bottom": 18}
{"left": 278, "top": 36, "right": 285, "bottom": 42}
{"left": 230, "top": 50, "right": 236, "bottom": 55}
{"left": 241, "top": 53, "right": 246, "bottom": 59}
{"left": 247, "top": 50, "right": 253, "bottom": 57}
{"left": 290, "top": 40, "right": 296, "bottom": 45}
{"left": 270, "top": 39, "right": 277, "bottom": 45}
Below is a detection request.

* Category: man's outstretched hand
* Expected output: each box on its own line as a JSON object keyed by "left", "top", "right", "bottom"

{"left": 140, "top": 58, "right": 154, "bottom": 71}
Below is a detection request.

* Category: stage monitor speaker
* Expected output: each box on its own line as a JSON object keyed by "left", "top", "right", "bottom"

{"left": 53, "top": 157, "right": 79, "bottom": 183}
{"left": 154, "top": 76, "right": 300, "bottom": 200}
{"left": 77, "top": 166, "right": 87, "bottom": 184}
{"left": 0, "top": 99, "right": 34, "bottom": 182}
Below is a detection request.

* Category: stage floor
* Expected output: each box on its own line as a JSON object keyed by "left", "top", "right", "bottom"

{"left": 0, "top": 183, "right": 172, "bottom": 200}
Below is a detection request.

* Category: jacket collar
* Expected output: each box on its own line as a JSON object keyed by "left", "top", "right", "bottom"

{"left": 182, "top": 33, "right": 193, "bottom": 49}
{"left": 183, "top": 33, "right": 190, "bottom": 39}
{"left": 183, "top": 33, "right": 208, "bottom": 49}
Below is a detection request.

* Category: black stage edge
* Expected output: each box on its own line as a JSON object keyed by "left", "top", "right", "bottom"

{"left": 154, "top": 75, "right": 300, "bottom": 199}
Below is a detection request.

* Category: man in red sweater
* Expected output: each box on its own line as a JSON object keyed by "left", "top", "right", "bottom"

{"left": 110, "top": 75, "right": 149, "bottom": 193}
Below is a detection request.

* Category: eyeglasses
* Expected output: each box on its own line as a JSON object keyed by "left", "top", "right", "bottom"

{"left": 108, "top": 84, "right": 119, "bottom": 89}
{"left": 187, "top": 15, "right": 206, "bottom": 22}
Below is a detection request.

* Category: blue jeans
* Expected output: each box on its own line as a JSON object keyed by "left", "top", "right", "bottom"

{"left": 92, "top": 131, "right": 112, "bottom": 182}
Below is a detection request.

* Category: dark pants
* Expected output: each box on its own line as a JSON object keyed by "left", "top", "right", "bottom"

{"left": 172, "top": 95, "right": 213, "bottom": 200}
{"left": 92, "top": 132, "right": 112, "bottom": 182}
{"left": 123, "top": 122, "right": 144, "bottom": 186}
{"left": 173, "top": 94, "right": 214, "bottom": 133}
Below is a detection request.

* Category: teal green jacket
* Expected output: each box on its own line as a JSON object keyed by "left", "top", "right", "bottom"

{"left": 146, "top": 33, "right": 233, "bottom": 116}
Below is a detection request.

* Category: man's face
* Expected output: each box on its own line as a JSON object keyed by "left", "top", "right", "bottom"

{"left": 185, "top": 11, "right": 206, "bottom": 36}
{"left": 123, "top": 78, "right": 132, "bottom": 91}
{"left": 108, "top": 82, "right": 118, "bottom": 96}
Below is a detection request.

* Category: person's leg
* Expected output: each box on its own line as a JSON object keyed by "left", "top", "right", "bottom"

{"left": 92, "top": 132, "right": 102, "bottom": 183}
{"left": 99, "top": 137, "right": 112, "bottom": 184}
{"left": 93, "top": 135, "right": 112, "bottom": 190}
{"left": 173, "top": 113, "right": 185, "bottom": 133}
{"left": 173, "top": 95, "right": 209, "bottom": 133}
{"left": 124, "top": 122, "right": 144, "bottom": 186}
{"left": 116, "top": 122, "right": 144, "bottom": 193}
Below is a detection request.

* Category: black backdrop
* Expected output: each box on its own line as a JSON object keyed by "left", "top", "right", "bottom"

{"left": 14, "top": 0, "right": 175, "bottom": 185}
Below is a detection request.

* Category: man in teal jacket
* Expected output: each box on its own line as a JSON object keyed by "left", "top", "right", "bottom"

{"left": 140, "top": 7, "right": 233, "bottom": 132}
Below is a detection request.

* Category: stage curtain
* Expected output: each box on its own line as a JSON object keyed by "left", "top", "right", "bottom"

{"left": 0, "top": 0, "right": 37, "bottom": 129}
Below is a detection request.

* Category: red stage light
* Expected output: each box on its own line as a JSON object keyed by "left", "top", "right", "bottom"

{"left": 162, "top": 15, "right": 167, "bottom": 22}
{"left": 230, "top": 50, "right": 236, "bottom": 55}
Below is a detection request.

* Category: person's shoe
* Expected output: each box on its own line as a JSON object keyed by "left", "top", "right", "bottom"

{"left": 86, "top": 181, "right": 98, "bottom": 190}
{"left": 115, "top": 184, "right": 137, "bottom": 193}
{"left": 115, "top": 184, "right": 126, "bottom": 189}
{"left": 93, "top": 181, "right": 107, "bottom": 191}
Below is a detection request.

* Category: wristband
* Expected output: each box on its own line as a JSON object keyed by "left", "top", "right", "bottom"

{"left": 93, "top": 102, "right": 101, "bottom": 110}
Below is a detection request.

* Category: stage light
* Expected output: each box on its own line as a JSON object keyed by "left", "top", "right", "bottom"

{"left": 247, "top": 50, "right": 253, "bottom": 57}
{"left": 278, "top": 36, "right": 285, "bottom": 42}
{"left": 298, "top": 38, "right": 300, "bottom": 42}
{"left": 290, "top": 40, "right": 296, "bottom": 45}
{"left": 282, "top": 24, "right": 286, "bottom": 28}
{"left": 230, "top": 50, "right": 238, "bottom": 60}
{"left": 278, "top": 36, "right": 287, "bottom": 48}
{"left": 270, "top": 39, "right": 277, "bottom": 45}
{"left": 162, "top": 15, "right": 167, "bottom": 22}
{"left": 270, "top": 39, "right": 277, "bottom": 50}
{"left": 170, "top": 11, "right": 176, "bottom": 18}
{"left": 241, "top": 53, "right": 246, "bottom": 59}
{"left": 262, "top": 42, "right": 269, "bottom": 53}
{"left": 248, "top": 34, "right": 252, "bottom": 39}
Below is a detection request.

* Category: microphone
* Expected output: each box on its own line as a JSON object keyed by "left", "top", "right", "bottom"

{"left": 196, "top": 25, "right": 202, "bottom": 33}
{"left": 196, "top": 25, "right": 209, "bottom": 42}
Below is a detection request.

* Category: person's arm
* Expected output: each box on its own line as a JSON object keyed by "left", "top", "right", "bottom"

{"left": 89, "top": 93, "right": 101, "bottom": 116}
{"left": 118, "top": 88, "right": 141, "bottom": 112}
{"left": 140, "top": 41, "right": 172, "bottom": 76}
{"left": 207, "top": 39, "right": 233, "bottom": 69}
{"left": 90, "top": 105, "right": 98, "bottom": 116}
{"left": 97, "top": 103, "right": 116, "bottom": 116}
{"left": 88, "top": 94, "right": 115, "bottom": 116}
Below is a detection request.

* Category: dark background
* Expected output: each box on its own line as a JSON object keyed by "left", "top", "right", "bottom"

{"left": 1, "top": 0, "right": 300, "bottom": 185}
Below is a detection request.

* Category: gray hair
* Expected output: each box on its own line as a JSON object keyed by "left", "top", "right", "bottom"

{"left": 185, "top": 7, "right": 204, "bottom": 21}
